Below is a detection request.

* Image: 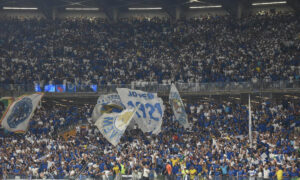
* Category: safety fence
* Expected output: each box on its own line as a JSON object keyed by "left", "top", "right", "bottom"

{"left": 0, "top": 80, "right": 299, "bottom": 96}
{"left": 2, "top": 174, "right": 299, "bottom": 180}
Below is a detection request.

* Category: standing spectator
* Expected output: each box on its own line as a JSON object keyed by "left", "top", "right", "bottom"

{"left": 189, "top": 165, "right": 197, "bottom": 180}
{"left": 248, "top": 166, "right": 256, "bottom": 180}
{"left": 275, "top": 166, "right": 283, "bottom": 180}
{"left": 166, "top": 161, "right": 172, "bottom": 180}
{"left": 263, "top": 165, "right": 270, "bottom": 179}
{"left": 221, "top": 163, "right": 228, "bottom": 180}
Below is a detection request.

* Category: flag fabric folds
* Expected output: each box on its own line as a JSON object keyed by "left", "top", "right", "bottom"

{"left": 92, "top": 94, "right": 124, "bottom": 123}
{"left": 117, "top": 88, "right": 164, "bottom": 134}
{"left": 169, "top": 84, "right": 189, "bottom": 128}
{"left": 0, "top": 97, "right": 14, "bottom": 123}
{"left": 1, "top": 93, "right": 43, "bottom": 133}
{"left": 95, "top": 107, "right": 137, "bottom": 146}
{"left": 92, "top": 104, "right": 103, "bottom": 123}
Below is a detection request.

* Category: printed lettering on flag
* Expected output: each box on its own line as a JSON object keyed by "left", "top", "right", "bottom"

{"left": 117, "top": 88, "right": 164, "bottom": 134}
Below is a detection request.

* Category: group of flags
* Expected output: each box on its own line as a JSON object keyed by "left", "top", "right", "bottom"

{"left": 0, "top": 84, "right": 189, "bottom": 146}
{"left": 93, "top": 84, "right": 189, "bottom": 146}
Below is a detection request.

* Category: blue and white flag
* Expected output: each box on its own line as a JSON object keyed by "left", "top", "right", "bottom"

{"left": 169, "top": 84, "right": 189, "bottom": 128}
{"left": 1, "top": 93, "right": 43, "bottom": 133}
{"left": 117, "top": 88, "right": 164, "bottom": 134}
{"left": 95, "top": 107, "right": 137, "bottom": 146}
{"left": 96, "top": 93, "right": 123, "bottom": 105}
{"left": 92, "top": 94, "right": 124, "bottom": 123}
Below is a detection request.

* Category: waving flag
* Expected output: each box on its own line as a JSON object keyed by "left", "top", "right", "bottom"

{"left": 1, "top": 93, "right": 43, "bottom": 133}
{"left": 95, "top": 107, "right": 138, "bottom": 146}
{"left": 117, "top": 88, "right": 164, "bottom": 134}
{"left": 92, "top": 94, "right": 124, "bottom": 123}
{"left": 169, "top": 84, "right": 189, "bottom": 128}
{"left": 0, "top": 97, "right": 14, "bottom": 123}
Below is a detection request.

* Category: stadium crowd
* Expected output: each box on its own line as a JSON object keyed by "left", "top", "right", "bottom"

{"left": 0, "top": 10, "right": 300, "bottom": 180}
{"left": 0, "top": 13, "right": 299, "bottom": 87}
{"left": 0, "top": 98, "right": 299, "bottom": 179}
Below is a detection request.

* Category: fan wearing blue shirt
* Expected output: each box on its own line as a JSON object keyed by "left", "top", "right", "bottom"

{"left": 289, "top": 168, "right": 299, "bottom": 179}
{"left": 237, "top": 167, "right": 244, "bottom": 180}
{"left": 228, "top": 166, "right": 237, "bottom": 177}
{"left": 282, "top": 168, "right": 290, "bottom": 180}
{"left": 221, "top": 163, "right": 228, "bottom": 179}
{"left": 214, "top": 165, "right": 222, "bottom": 180}
{"left": 172, "top": 163, "right": 180, "bottom": 179}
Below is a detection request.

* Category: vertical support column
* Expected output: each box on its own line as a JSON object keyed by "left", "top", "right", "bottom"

{"left": 270, "top": 92, "right": 273, "bottom": 100}
{"left": 112, "top": 8, "right": 118, "bottom": 22}
{"left": 236, "top": 0, "right": 251, "bottom": 19}
{"left": 52, "top": 8, "right": 57, "bottom": 20}
{"left": 175, "top": 7, "right": 181, "bottom": 20}
{"left": 237, "top": 2, "right": 243, "bottom": 19}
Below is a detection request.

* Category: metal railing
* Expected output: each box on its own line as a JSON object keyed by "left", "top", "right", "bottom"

{"left": 3, "top": 174, "right": 291, "bottom": 180}
{"left": 0, "top": 80, "right": 299, "bottom": 96}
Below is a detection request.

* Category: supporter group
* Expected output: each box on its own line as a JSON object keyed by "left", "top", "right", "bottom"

{"left": 0, "top": 97, "right": 299, "bottom": 179}
{"left": 0, "top": 11, "right": 300, "bottom": 180}
{"left": 0, "top": 13, "right": 299, "bottom": 87}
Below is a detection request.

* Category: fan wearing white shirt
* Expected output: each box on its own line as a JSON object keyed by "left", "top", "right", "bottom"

{"left": 102, "top": 166, "right": 112, "bottom": 180}
{"left": 248, "top": 166, "right": 256, "bottom": 180}
{"left": 139, "top": 162, "right": 150, "bottom": 180}
{"left": 263, "top": 165, "right": 270, "bottom": 179}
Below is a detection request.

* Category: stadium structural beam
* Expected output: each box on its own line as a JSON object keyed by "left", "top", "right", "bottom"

{"left": 205, "top": 0, "right": 250, "bottom": 19}
{"left": 162, "top": 0, "right": 181, "bottom": 21}
{"left": 103, "top": 8, "right": 116, "bottom": 22}
{"left": 175, "top": 7, "right": 182, "bottom": 20}
{"left": 95, "top": 0, "right": 116, "bottom": 22}
{"left": 287, "top": 0, "right": 300, "bottom": 15}
{"left": 162, "top": 6, "right": 176, "bottom": 20}
{"left": 34, "top": 0, "right": 53, "bottom": 19}
{"left": 52, "top": 8, "right": 57, "bottom": 20}
{"left": 237, "top": 0, "right": 251, "bottom": 19}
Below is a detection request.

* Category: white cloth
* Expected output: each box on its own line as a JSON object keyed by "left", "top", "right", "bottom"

{"left": 263, "top": 168, "right": 270, "bottom": 179}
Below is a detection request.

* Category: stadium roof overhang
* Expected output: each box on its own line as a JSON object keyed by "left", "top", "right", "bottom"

{"left": 0, "top": 0, "right": 298, "bottom": 19}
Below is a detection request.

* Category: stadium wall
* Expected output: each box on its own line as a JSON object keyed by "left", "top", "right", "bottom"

{"left": 0, "top": 9, "right": 232, "bottom": 19}
{"left": 0, "top": 10, "right": 45, "bottom": 19}
{"left": 57, "top": 11, "right": 107, "bottom": 19}
{"left": 185, "top": 9, "right": 229, "bottom": 19}
{"left": 250, "top": 5, "right": 294, "bottom": 14}
{"left": 119, "top": 10, "right": 169, "bottom": 19}
{"left": 0, "top": 5, "right": 295, "bottom": 19}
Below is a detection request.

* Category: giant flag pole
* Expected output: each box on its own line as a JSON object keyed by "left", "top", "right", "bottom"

{"left": 249, "top": 94, "right": 253, "bottom": 148}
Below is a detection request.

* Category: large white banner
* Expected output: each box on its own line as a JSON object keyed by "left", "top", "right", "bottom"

{"left": 169, "top": 84, "right": 189, "bottom": 128}
{"left": 1, "top": 93, "right": 43, "bottom": 133}
{"left": 95, "top": 108, "right": 137, "bottom": 146}
{"left": 117, "top": 88, "right": 164, "bottom": 134}
{"left": 92, "top": 94, "right": 124, "bottom": 123}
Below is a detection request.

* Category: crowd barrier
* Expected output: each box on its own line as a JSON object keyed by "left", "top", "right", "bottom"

{"left": 0, "top": 80, "right": 299, "bottom": 95}
{"left": 2, "top": 173, "right": 300, "bottom": 180}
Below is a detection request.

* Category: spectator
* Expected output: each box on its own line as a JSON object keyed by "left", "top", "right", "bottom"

{"left": 0, "top": 94, "right": 299, "bottom": 179}
{"left": 0, "top": 13, "right": 299, "bottom": 87}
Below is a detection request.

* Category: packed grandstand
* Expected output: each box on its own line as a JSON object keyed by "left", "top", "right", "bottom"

{"left": 0, "top": 13, "right": 299, "bottom": 86}
{"left": 0, "top": 94, "right": 299, "bottom": 179}
{"left": 0, "top": 0, "right": 300, "bottom": 179}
